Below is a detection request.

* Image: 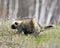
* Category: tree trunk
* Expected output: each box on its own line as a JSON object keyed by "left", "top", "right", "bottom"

{"left": 2, "top": 0, "right": 8, "bottom": 19}
{"left": 39, "top": 0, "right": 47, "bottom": 26}
{"left": 13, "top": 0, "right": 19, "bottom": 20}
{"left": 46, "top": 0, "right": 57, "bottom": 26}
{"left": 34, "top": 0, "right": 40, "bottom": 22}
{"left": 8, "top": 0, "right": 13, "bottom": 20}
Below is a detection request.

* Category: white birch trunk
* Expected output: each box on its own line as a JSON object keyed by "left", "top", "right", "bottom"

{"left": 39, "top": 0, "right": 46, "bottom": 26}
{"left": 34, "top": 0, "right": 40, "bottom": 22}
{"left": 46, "top": 0, "right": 57, "bottom": 26}
{"left": 13, "top": 0, "right": 19, "bottom": 21}
{"left": 8, "top": 0, "right": 13, "bottom": 20}
{"left": 28, "top": 7, "right": 33, "bottom": 18}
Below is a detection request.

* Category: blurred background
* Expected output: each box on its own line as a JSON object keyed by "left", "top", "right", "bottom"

{"left": 0, "top": 0, "right": 60, "bottom": 26}
{"left": 0, "top": 0, "right": 60, "bottom": 48}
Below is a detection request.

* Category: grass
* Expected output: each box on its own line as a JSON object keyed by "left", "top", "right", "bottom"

{"left": 0, "top": 20, "right": 60, "bottom": 48}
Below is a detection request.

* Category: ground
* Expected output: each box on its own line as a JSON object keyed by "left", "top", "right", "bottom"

{"left": 0, "top": 19, "right": 60, "bottom": 48}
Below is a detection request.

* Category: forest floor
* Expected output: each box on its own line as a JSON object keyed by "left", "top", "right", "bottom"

{"left": 0, "top": 20, "right": 60, "bottom": 48}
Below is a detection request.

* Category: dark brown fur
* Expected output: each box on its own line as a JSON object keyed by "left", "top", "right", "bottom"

{"left": 11, "top": 18, "right": 42, "bottom": 36}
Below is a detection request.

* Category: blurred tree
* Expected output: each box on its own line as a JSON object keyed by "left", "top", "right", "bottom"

{"left": 39, "top": 0, "right": 47, "bottom": 26}
{"left": 0, "top": 0, "right": 60, "bottom": 26}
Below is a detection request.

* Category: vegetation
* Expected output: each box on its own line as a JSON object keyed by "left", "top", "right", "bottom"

{"left": 0, "top": 20, "right": 60, "bottom": 48}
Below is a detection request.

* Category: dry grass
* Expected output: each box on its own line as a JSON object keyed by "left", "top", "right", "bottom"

{"left": 0, "top": 19, "right": 60, "bottom": 48}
